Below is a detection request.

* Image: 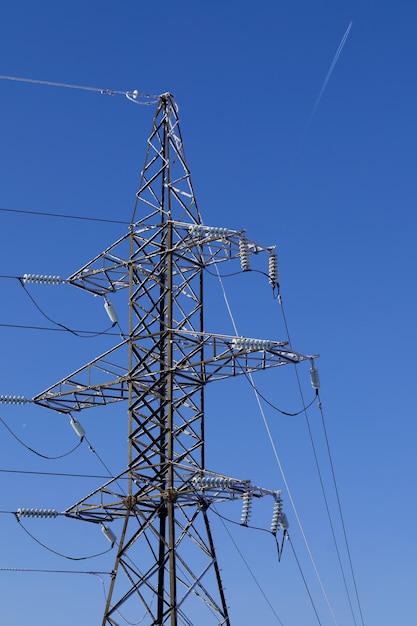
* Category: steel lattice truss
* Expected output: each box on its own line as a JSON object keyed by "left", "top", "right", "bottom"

{"left": 30, "top": 94, "right": 315, "bottom": 626}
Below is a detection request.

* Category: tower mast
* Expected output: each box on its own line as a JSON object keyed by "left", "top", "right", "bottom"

{"left": 30, "top": 93, "right": 313, "bottom": 625}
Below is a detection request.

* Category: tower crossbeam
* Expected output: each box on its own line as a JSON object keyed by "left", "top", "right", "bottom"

{"left": 67, "top": 222, "right": 276, "bottom": 296}
{"left": 32, "top": 332, "right": 314, "bottom": 412}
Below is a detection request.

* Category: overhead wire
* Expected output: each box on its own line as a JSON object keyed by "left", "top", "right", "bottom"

{"left": 14, "top": 514, "right": 114, "bottom": 561}
{"left": 0, "top": 322, "right": 120, "bottom": 335}
{"left": 317, "top": 393, "right": 365, "bottom": 626}
{"left": 277, "top": 293, "right": 364, "bottom": 626}
{"left": 0, "top": 567, "right": 111, "bottom": 575}
{"left": 279, "top": 290, "right": 357, "bottom": 621}
{"left": 0, "top": 408, "right": 127, "bottom": 503}
{"left": 0, "top": 206, "right": 130, "bottom": 224}
{"left": 18, "top": 278, "right": 116, "bottom": 338}
{"left": 83, "top": 433, "right": 127, "bottom": 497}
{"left": 295, "top": 364, "right": 358, "bottom": 625}
{"left": 288, "top": 535, "right": 323, "bottom": 625}
{"left": 0, "top": 468, "right": 125, "bottom": 479}
{"left": 0, "top": 567, "right": 112, "bottom": 619}
{"left": 250, "top": 361, "right": 338, "bottom": 625}
{"left": 238, "top": 367, "right": 317, "bottom": 416}
{"left": 0, "top": 73, "right": 158, "bottom": 102}
{"left": 0, "top": 415, "right": 82, "bottom": 460}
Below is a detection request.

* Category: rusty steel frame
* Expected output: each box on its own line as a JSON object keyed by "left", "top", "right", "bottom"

{"left": 31, "top": 94, "right": 313, "bottom": 625}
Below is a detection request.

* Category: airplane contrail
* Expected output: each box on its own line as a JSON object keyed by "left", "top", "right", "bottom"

{"left": 307, "top": 21, "right": 353, "bottom": 127}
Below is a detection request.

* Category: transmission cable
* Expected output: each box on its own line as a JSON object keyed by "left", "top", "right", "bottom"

{"left": 0, "top": 567, "right": 111, "bottom": 619}
{"left": 293, "top": 359, "right": 357, "bottom": 626}
{"left": 288, "top": 535, "right": 322, "bottom": 625}
{"left": 238, "top": 365, "right": 317, "bottom": 416}
{"left": 14, "top": 514, "right": 113, "bottom": 561}
{"left": 0, "top": 206, "right": 130, "bottom": 224}
{"left": 84, "top": 435, "right": 125, "bottom": 492}
{"left": 0, "top": 567, "right": 110, "bottom": 576}
{"left": 0, "top": 468, "right": 125, "bottom": 479}
{"left": 0, "top": 73, "right": 158, "bottom": 102}
{"left": 0, "top": 412, "right": 127, "bottom": 501}
{"left": 0, "top": 415, "right": 82, "bottom": 460}
{"left": 277, "top": 294, "right": 364, "bottom": 626}
{"left": 0, "top": 321, "right": 120, "bottom": 335}
{"left": 19, "top": 278, "right": 116, "bottom": 338}
{"left": 317, "top": 393, "right": 365, "bottom": 626}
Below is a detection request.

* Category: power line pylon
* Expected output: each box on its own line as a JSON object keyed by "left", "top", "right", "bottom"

{"left": 29, "top": 93, "right": 313, "bottom": 625}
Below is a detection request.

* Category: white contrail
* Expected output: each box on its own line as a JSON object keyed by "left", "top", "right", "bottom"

{"left": 287, "top": 21, "right": 353, "bottom": 172}
{"left": 307, "top": 21, "right": 353, "bottom": 126}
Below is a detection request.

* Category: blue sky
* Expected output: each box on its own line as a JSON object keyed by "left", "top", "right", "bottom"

{"left": 0, "top": 1, "right": 416, "bottom": 624}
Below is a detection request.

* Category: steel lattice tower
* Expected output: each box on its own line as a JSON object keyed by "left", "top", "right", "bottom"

{"left": 26, "top": 93, "right": 314, "bottom": 625}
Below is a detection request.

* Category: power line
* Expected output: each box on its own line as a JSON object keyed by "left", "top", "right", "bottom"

{"left": 0, "top": 468, "right": 124, "bottom": 479}
{"left": 288, "top": 536, "right": 322, "bottom": 626}
{"left": 18, "top": 279, "right": 116, "bottom": 338}
{"left": 239, "top": 365, "right": 317, "bottom": 416}
{"left": 0, "top": 567, "right": 111, "bottom": 575}
{"left": 0, "top": 73, "right": 158, "bottom": 101}
{"left": 15, "top": 516, "right": 114, "bottom": 561}
{"left": 317, "top": 394, "right": 366, "bottom": 626}
{"left": 278, "top": 294, "right": 364, "bottom": 625}
{"left": 0, "top": 322, "right": 120, "bottom": 335}
{"left": 0, "top": 206, "right": 130, "bottom": 224}
{"left": 0, "top": 416, "right": 82, "bottom": 460}
{"left": 83, "top": 435, "right": 127, "bottom": 497}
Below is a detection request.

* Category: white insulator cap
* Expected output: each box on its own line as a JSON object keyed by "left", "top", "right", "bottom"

{"left": 268, "top": 252, "right": 279, "bottom": 287}
{"left": 0, "top": 395, "right": 28, "bottom": 405}
{"left": 279, "top": 513, "right": 289, "bottom": 531}
{"left": 270, "top": 500, "right": 283, "bottom": 533}
{"left": 188, "top": 225, "right": 231, "bottom": 239}
{"left": 17, "top": 508, "right": 58, "bottom": 518}
{"left": 232, "top": 337, "right": 273, "bottom": 351}
{"left": 102, "top": 525, "right": 117, "bottom": 545}
{"left": 239, "top": 237, "right": 250, "bottom": 271}
{"left": 104, "top": 299, "right": 118, "bottom": 324}
{"left": 70, "top": 417, "right": 85, "bottom": 439}
{"left": 22, "top": 274, "right": 63, "bottom": 284}
{"left": 240, "top": 492, "right": 252, "bottom": 525}
{"left": 188, "top": 224, "right": 203, "bottom": 237}
{"left": 207, "top": 226, "right": 229, "bottom": 238}
{"left": 195, "top": 476, "right": 236, "bottom": 489}
{"left": 310, "top": 366, "right": 320, "bottom": 390}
